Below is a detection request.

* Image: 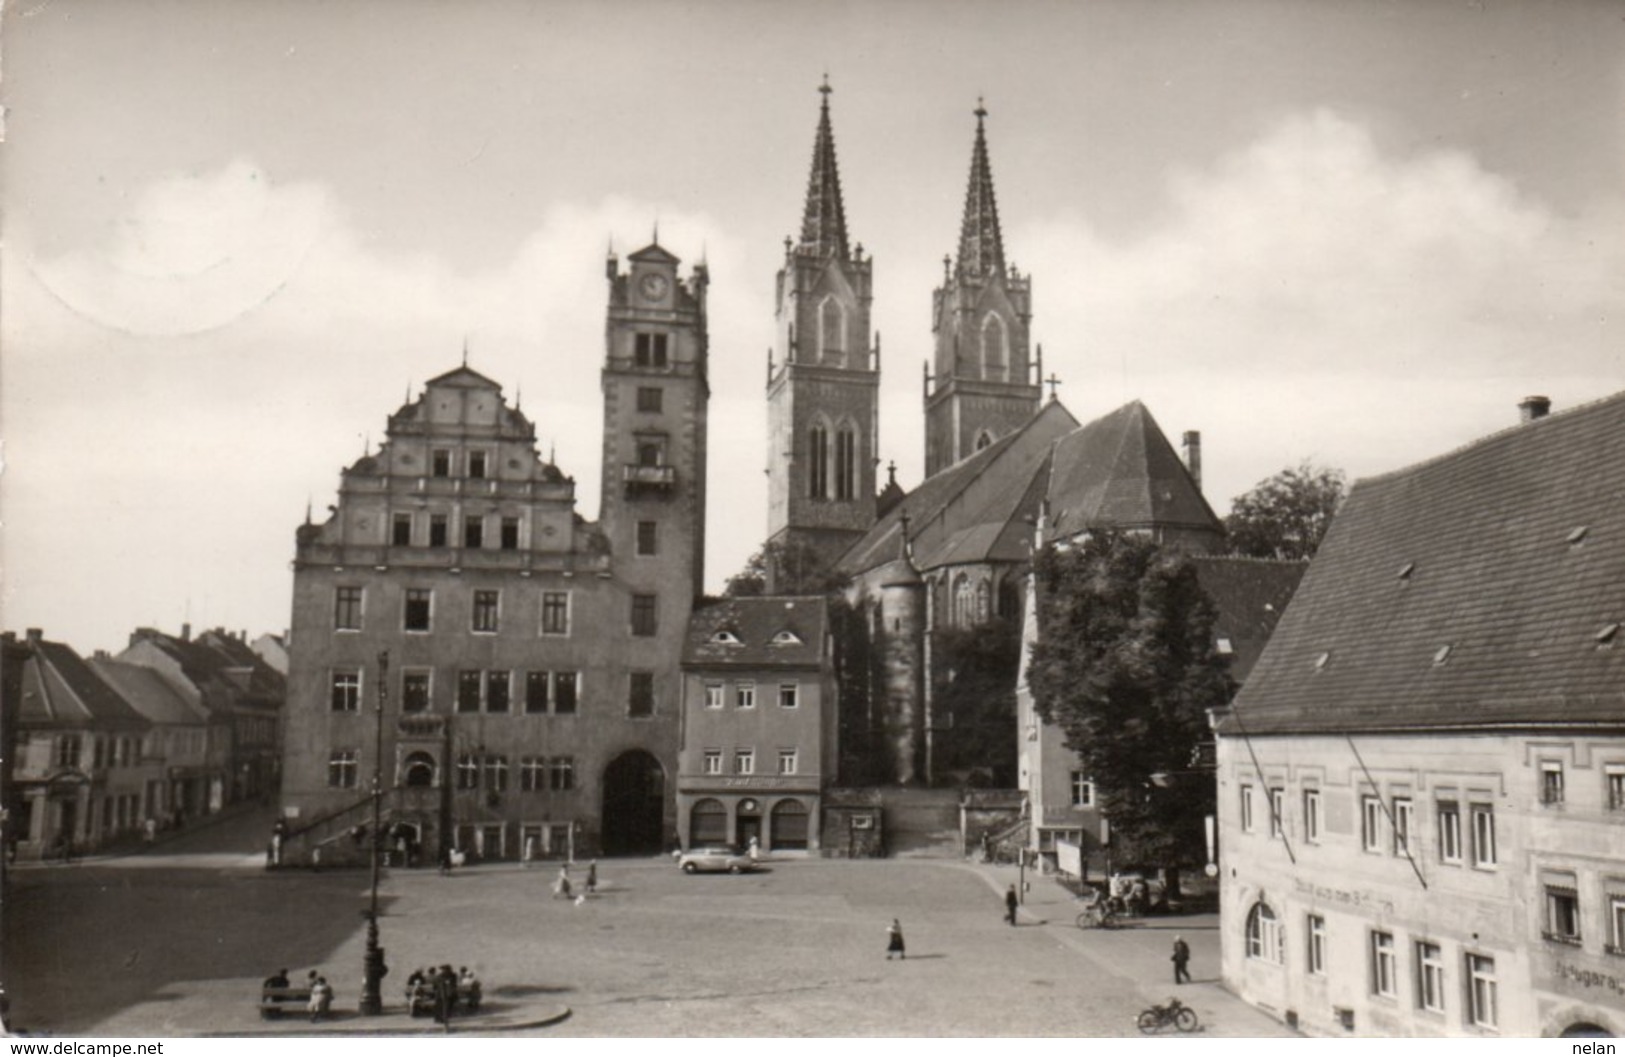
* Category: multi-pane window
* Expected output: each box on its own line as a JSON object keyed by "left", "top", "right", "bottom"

{"left": 1239, "top": 784, "right": 1254, "bottom": 832}
{"left": 1245, "top": 903, "right": 1282, "bottom": 963}
{"left": 736, "top": 683, "right": 756, "bottom": 710}
{"left": 402, "top": 671, "right": 431, "bottom": 713}
{"left": 1438, "top": 800, "right": 1462, "bottom": 863}
{"left": 1466, "top": 954, "right": 1497, "bottom": 1029}
{"left": 457, "top": 670, "right": 482, "bottom": 714}
{"left": 1607, "top": 766, "right": 1625, "bottom": 811}
{"left": 1268, "top": 787, "right": 1284, "bottom": 839}
{"left": 464, "top": 516, "right": 484, "bottom": 549}
{"left": 468, "top": 451, "right": 487, "bottom": 479}
{"left": 429, "top": 515, "right": 448, "bottom": 548}
{"left": 1392, "top": 797, "right": 1413, "bottom": 856}
{"left": 554, "top": 672, "right": 578, "bottom": 714}
{"left": 1071, "top": 772, "right": 1095, "bottom": 808}
{"left": 703, "top": 750, "right": 723, "bottom": 775}
{"left": 520, "top": 757, "right": 546, "bottom": 792}
{"left": 704, "top": 684, "right": 725, "bottom": 710}
{"left": 735, "top": 749, "right": 755, "bottom": 776}
{"left": 404, "top": 588, "right": 432, "bottom": 631}
{"left": 456, "top": 753, "right": 480, "bottom": 790}
{"left": 54, "top": 735, "right": 82, "bottom": 769}
{"left": 432, "top": 449, "right": 451, "bottom": 477}
{"left": 1303, "top": 789, "right": 1322, "bottom": 843}
{"left": 629, "top": 672, "right": 654, "bottom": 717}
{"left": 634, "top": 332, "right": 668, "bottom": 368}
{"left": 636, "top": 520, "right": 658, "bottom": 556}
{"left": 525, "top": 671, "right": 549, "bottom": 714}
{"left": 778, "top": 683, "right": 799, "bottom": 709}
{"left": 328, "top": 750, "right": 358, "bottom": 789}
{"left": 1417, "top": 942, "right": 1445, "bottom": 1013}
{"left": 393, "top": 513, "right": 412, "bottom": 546}
{"left": 500, "top": 517, "right": 519, "bottom": 550}
{"left": 1370, "top": 932, "right": 1397, "bottom": 997}
{"left": 483, "top": 754, "right": 508, "bottom": 792}
{"left": 472, "top": 590, "right": 500, "bottom": 633}
{"left": 486, "top": 671, "right": 510, "bottom": 713}
{"left": 334, "top": 586, "right": 363, "bottom": 630}
{"left": 1540, "top": 762, "right": 1565, "bottom": 805}
{"left": 331, "top": 669, "right": 361, "bottom": 712}
{"left": 777, "top": 748, "right": 798, "bottom": 775}
{"left": 1545, "top": 885, "right": 1582, "bottom": 944}
{"left": 548, "top": 757, "right": 574, "bottom": 791}
{"left": 631, "top": 594, "right": 658, "bottom": 636}
{"left": 1361, "top": 795, "right": 1383, "bottom": 852}
{"left": 541, "top": 592, "right": 570, "bottom": 636}
{"left": 1307, "top": 914, "right": 1326, "bottom": 975}
{"left": 1470, "top": 803, "right": 1497, "bottom": 867}
{"left": 636, "top": 386, "right": 663, "bottom": 413}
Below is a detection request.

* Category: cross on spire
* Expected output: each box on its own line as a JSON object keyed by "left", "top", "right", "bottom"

{"left": 1043, "top": 372, "right": 1063, "bottom": 401}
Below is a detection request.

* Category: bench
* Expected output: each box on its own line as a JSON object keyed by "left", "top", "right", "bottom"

{"left": 407, "top": 982, "right": 482, "bottom": 1018}
{"left": 259, "top": 986, "right": 313, "bottom": 1018}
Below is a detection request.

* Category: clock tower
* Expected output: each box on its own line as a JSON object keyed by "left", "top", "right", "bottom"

{"left": 601, "top": 240, "right": 710, "bottom": 606}
{"left": 765, "top": 79, "right": 880, "bottom": 579}
{"left": 923, "top": 102, "right": 1040, "bottom": 477}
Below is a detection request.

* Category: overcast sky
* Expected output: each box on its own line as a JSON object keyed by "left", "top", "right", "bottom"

{"left": 4, "top": 0, "right": 1623, "bottom": 654}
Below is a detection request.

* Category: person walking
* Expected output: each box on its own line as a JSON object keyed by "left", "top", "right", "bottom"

{"left": 1172, "top": 935, "right": 1192, "bottom": 984}
{"left": 555, "top": 863, "right": 573, "bottom": 900}
{"left": 886, "top": 918, "right": 906, "bottom": 960}
{"left": 586, "top": 860, "right": 598, "bottom": 895}
{"left": 1005, "top": 884, "right": 1020, "bottom": 926}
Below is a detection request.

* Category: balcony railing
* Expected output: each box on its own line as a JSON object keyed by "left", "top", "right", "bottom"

{"left": 623, "top": 464, "right": 677, "bottom": 496}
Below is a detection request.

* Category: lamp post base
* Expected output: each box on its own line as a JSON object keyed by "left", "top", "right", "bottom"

{"left": 359, "top": 912, "right": 384, "bottom": 1016}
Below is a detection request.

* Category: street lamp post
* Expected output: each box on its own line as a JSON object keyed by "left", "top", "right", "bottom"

{"left": 359, "top": 649, "right": 389, "bottom": 1016}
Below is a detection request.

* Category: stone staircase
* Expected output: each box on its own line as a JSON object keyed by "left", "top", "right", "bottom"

{"left": 880, "top": 786, "right": 965, "bottom": 858}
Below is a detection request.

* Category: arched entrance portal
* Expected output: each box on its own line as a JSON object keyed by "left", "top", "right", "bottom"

{"left": 601, "top": 751, "right": 665, "bottom": 855}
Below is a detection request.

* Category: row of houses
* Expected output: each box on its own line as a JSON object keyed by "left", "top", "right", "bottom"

{"left": 1, "top": 626, "right": 285, "bottom": 860}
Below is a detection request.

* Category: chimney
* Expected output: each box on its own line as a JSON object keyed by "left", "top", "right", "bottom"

{"left": 181, "top": 622, "right": 192, "bottom": 642}
{"left": 25, "top": 628, "right": 43, "bottom": 645}
{"left": 1182, "top": 430, "right": 1203, "bottom": 490}
{"left": 1519, "top": 396, "right": 1551, "bottom": 423}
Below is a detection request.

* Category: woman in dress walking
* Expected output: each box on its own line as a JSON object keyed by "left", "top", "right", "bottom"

{"left": 886, "top": 918, "right": 905, "bottom": 960}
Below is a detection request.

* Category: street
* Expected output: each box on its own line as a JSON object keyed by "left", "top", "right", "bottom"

{"left": 4, "top": 810, "right": 1292, "bottom": 1037}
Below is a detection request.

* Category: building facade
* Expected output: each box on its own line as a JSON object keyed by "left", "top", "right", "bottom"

{"left": 1216, "top": 393, "right": 1625, "bottom": 1038}
{"left": 676, "top": 597, "right": 836, "bottom": 853}
{"left": 280, "top": 241, "right": 708, "bottom": 862}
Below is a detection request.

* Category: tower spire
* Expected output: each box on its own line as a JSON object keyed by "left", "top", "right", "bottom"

{"left": 798, "top": 75, "right": 850, "bottom": 258}
{"left": 956, "top": 97, "right": 1005, "bottom": 280}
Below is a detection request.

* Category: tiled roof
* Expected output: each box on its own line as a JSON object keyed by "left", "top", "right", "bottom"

{"left": 1047, "top": 401, "right": 1221, "bottom": 540}
{"left": 423, "top": 365, "right": 502, "bottom": 389}
{"left": 129, "top": 629, "right": 285, "bottom": 705}
{"left": 1191, "top": 556, "right": 1307, "bottom": 686}
{"left": 90, "top": 658, "right": 208, "bottom": 725}
{"left": 683, "top": 597, "right": 828, "bottom": 669}
{"left": 20, "top": 640, "right": 150, "bottom": 729}
{"left": 836, "top": 400, "right": 1078, "bottom": 577}
{"left": 1226, "top": 390, "right": 1625, "bottom": 734}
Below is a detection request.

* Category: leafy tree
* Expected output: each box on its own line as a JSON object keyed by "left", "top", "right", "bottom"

{"left": 931, "top": 617, "right": 1020, "bottom": 786}
{"left": 724, "top": 538, "right": 843, "bottom": 597}
{"left": 1225, "top": 462, "right": 1345, "bottom": 561}
{"left": 1027, "top": 532, "right": 1233, "bottom": 883}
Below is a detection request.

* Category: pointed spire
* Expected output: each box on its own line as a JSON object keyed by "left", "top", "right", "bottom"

{"left": 956, "top": 97, "right": 1006, "bottom": 280}
{"left": 462, "top": 337, "right": 469, "bottom": 367}
{"left": 798, "top": 75, "right": 850, "bottom": 258}
{"left": 652, "top": 217, "right": 660, "bottom": 246}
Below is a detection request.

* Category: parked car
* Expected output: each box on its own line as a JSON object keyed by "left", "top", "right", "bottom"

{"left": 678, "top": 846, "right": 757, "bottom": 874}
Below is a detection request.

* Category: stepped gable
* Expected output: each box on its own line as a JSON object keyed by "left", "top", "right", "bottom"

{"left": 90, "top": 658, "right": 208, "bottom": 724}
{"left": 22, "top": 638, "right": 150, "bottom": 728}
{"left": 1046, "top": 400, "right": 1221, "bottom": 540}
{"left": 1190, "top": 555, "right": 1308, "bottom": 685}
{"left": 684, "top": 596, "right": 828, "bottom": 669}
{"left": 1227, "top": 389, "right": 1625, "bottom": 735}
{"left": 836, "top": 399, "right": 1079, "bottom": 577}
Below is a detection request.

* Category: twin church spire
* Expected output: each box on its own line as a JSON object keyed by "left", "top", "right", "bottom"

{"left": 798, "top": 77, "right": 850, "bottom": 260}
{"left": 955, "top": 100, "right": 1007, "bottom": 282}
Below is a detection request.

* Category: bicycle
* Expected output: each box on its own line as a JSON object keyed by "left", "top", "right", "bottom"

{"left": 1074, "top": 891, "right": 1129, "bottom": 929}
{"left": 1137, "top": 997, "right": 1199, "bottom": 1034}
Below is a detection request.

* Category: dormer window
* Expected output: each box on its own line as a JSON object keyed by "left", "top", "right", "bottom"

{"left": 1215, "top": 637, "right": 1234, "bottom": 656}
{"left": 711, "top": 630, "right": 742, "bottom": 645}
{"left": 771, "top": 630, "right": 803, "bottom": 646}
{"left": 1313, "top": 651, "right": 1332, "bottom": 672}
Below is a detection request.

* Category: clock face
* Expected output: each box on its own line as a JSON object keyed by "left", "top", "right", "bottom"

{"left": 639, "top": 273, "right": 669, "bottom": 301}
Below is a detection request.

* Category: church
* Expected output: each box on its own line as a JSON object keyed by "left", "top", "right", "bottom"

{"left": 276, "top": 82, "right": 1297, "bottom": 864}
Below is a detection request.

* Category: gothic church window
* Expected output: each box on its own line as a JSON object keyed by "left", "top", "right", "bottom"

{"left": 808, "top": 423, "right": 830, "bottom": 499}
{"left": 981, "top": 314, "right": 1007, "bottom": 381}
{"left": 835, "top": 424, "right": 857, "bottom": 501}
